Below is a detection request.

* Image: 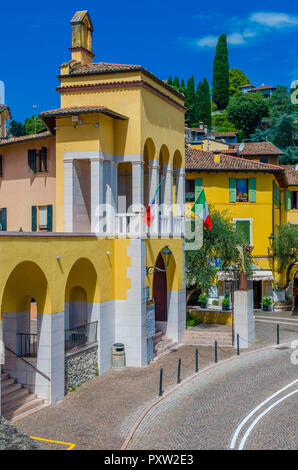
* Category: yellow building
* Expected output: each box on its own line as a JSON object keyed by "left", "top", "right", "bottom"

{"left": 185, "top": 146, "right": 296, "bottom": 309}
{"left": 0, "top": 10, "right": 186, "bottom": 417}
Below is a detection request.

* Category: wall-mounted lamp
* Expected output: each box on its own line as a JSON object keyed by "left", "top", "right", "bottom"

{"left": 268, "top": 233, "right": 275, "bottom": 255}
{"left": 56, "top": 255, "right": 61, "bottom": 260}
{"left": 106, "top": 251, "right": 110, "bottom": 256}
{"left": 146, "top": 246, "right": 172, "bottom": 275}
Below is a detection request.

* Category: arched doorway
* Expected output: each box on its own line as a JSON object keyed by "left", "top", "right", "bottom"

{"left": 153, "top": 253, "right": 168, "bottom": 322}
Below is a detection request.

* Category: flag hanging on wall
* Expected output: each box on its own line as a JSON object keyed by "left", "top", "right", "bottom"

{"left": 191, "top": 188, "right": 212, "bottom": 229}
{"left": 144, "top": 176, "right": 165, "bottom": 227}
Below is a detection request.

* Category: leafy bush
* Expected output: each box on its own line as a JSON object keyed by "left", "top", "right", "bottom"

{"left": 198, "top": 293, "right": 208, "bottom": 304}
{"left": 186, "top": 311, "right": 201, "bottom": 327}
{"left": 222, "top": 296, "right": 230, "bottom": 306}
{"left": 212, "top": 299, "right": 219, "bottom": 306}
{"left": 261, "top": 296, "right": 273, "bottom": 306}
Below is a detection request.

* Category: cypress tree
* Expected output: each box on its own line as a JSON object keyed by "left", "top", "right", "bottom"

{"left": 180, "top": 78, "right": 186, "bottom": 95}
{"left": 202, "top": 78, "right": 212, "bottom": 127}
{"left": 167, "top": 76, "right": 173, "bottom": 86}
{"left": 173, "top": 76, "right": 180, "bottom": 91}
{"left": 212, "top": 34, "right": 229, "bottom": 109}
{"left": 185, "top": 76, "right": 196, "bottom": 126}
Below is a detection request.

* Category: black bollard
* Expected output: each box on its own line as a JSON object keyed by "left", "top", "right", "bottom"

{"left": 215, "top": 340, "right": 218, "bottom": 363}
{"left": 237, "top": 334, "right": 240, "bottom": 355}
{"left": 277, "top": 323, "right": 280, "bottom": 345}
{"left": 195, "top": 348, "right": 199, "bottom": 373}
{"left": 159, "top": 368, "right": 163, "bottom": 396}
{"left": 177, "top": 358, "right": 181, "bottom": 384}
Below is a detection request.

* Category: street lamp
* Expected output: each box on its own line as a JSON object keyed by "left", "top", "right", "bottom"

{"left": 146, "top": 246, "right": 172, "bottom": 275}
{"left": 268, "top": 233, "right": 275, "bottom": 254}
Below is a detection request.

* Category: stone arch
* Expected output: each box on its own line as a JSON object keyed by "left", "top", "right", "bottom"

{"left": 64, "top": 257, "right": 99, "bottom": 330}
{"left": 1, "top": 261, "right": 50, "bottom": 358}
{"left": 144, "top": 138, "right": 156, "bottom": 208}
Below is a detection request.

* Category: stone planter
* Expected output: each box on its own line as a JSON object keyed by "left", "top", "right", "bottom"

{"left": 262, "top": 305, "right": 270, "bottom": 312}
{"left": 222, "top": 304, "right": 229, "bottom": 311}
{"left": 200, "top": 302, "right": 207, "bottom": 309}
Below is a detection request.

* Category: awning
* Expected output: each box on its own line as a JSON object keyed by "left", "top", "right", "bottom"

{"left": 217, "top": 269, "right": 273, "bottom": 282}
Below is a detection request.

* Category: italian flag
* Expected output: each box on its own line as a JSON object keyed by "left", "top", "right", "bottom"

{"left": 191, "top": 188, "right": 212, "bottom": 229}
{"left": 144, "top": 176, "right": 165, "bottom": 227}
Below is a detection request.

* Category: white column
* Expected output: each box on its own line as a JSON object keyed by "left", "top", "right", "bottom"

{"left": 64, "top": 160, "right": 74, "bottom": 232}
{"left": 148, "top": 160, "right": 159, "bottom": 236}
{"left": 90, "top": 157, "right": 104, "bottom": 233}
{"left": 162, "top": 164, "right": 173, "bottom": 235}
{"left": 131, "top": 161, "right": 144, "bottom": 236}
{"left": 175, "top": 168, "right": 185, "bottom": 217}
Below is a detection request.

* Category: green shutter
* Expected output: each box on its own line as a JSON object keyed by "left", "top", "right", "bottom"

{"left": 273, "top": 182, "right": 280, "bottom": 208}
{"left": 28, "top": 150, "right": 37, "bottom": 173}
{"left": 47, "top": 205, "right": 53, "bottom": 231}
{"left": 236, "top": 220, "right": 251, "bottom": 244}
{"left": 40, "top": 147, "right": 48, "bottom": 171}
{"left": 32, "top": 206, "right": 37, "bottom": 231}
{"left": 249, "top": 177, "right": 256, "bottom": 203}
{"left": 229, "top": 177, "right": 236, "bottom": 202}
{"left": 284, "top": 190, "right": 291, "bottom": 210}
{"left": 195, "top": 178, "right": 202, "bottom": 199}
{"left": 1, "top": 208, "right": 7, "bottom": 231}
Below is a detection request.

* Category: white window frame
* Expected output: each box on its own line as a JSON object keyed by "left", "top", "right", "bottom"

{"left": 233, "top": 217, "right": 253, "bottom": 246}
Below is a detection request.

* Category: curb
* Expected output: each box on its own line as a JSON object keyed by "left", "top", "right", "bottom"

{"left": 120, "top": 341, "right": 291, "bottom": 450}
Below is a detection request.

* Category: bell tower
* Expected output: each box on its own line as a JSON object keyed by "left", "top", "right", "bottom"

{"left": 69, "top": 10, "right": 94, "bottom": 65}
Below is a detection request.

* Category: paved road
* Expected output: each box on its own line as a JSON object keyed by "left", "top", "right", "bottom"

{"left": 128, "top": 344, "right": 298, "bottom": 450}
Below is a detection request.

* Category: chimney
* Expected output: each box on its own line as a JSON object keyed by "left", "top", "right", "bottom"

{"left": 213, "top": 150, "right": 221, "bottom": 163}
{"left": 70, "top": 11, "right": 94, "bottom": 65}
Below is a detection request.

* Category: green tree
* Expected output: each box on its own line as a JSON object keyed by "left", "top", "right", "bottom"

{"left": 24, "top": 115, "right": 46, "bottom": 135}
{"left": 212, "top": 110, "right": 237, "bottom": 132}
{"left": 227, "top": 91, "right": 269, "bottom": 138}
{"left": 279, "top": 147, "right": 298, "bottom": 165}
{"left": 275, "top": 224, "right": 298, "bottom": 276}
{"left": 212, "top": 34, "right": 230, "bottom": 109}
{"left": 180, "top": 78, "right": 186, "bottom": 95}
{"left": 196, "top": 79, "right": 211, "bottom": 128}
{"left": 167, "top": 76, "right": 173, "bottom": 86}
{"left": 202, "top": 78, "right": 212, "bottom": 127}
{"left": 185, "top": 76, "right": 196, "bottom": 127}
{"left": 185, "top": 207, "right": 252, "bottom": 302}
{"left": 172, "top": 76, "right": 180, "bottom": 91}
{"left": 8, "top": 120, "right": 24, "bottom": 137}
{"left": 229, "top": 68, "right": 250, "bottom": 96}
{"left": 270, "top": 85, "right": 295, "bottom": 117}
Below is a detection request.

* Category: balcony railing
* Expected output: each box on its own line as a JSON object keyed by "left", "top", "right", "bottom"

{"left": 114, "top": 213, "right": 184, "bottom": 237}
{"left": 65, "top": 321, "right": 98, "bottom": 352}
{"left": 17, "top": 333, "right": 37, "bottom": 358}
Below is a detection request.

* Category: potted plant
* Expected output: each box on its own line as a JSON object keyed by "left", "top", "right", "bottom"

{"left": 198, "top": 293, "right": 208, "bottom": 309}
{"left": 222, "top": 296, "right": 230, "bottom": 311}
{"left": 261, "top": 296, "right": 273, "bottom": 312}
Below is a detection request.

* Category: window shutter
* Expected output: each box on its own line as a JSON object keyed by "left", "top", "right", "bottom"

{"left": 249, "top": 177, "right": 256, "bottom": 202}
{"left": 229, "top": 177, "right": 236, "bottom": 202}
{"left": 40, "top": 147, "right": 48, "bottom": 171}
{"left": 284, "top": 190, "right": 291, "bottom": 210}
{"left": 32, "top": 206, "right": 37, "bottom": 231}
{"left": 0, "top": 155, "right": 3, "bottom": 177}
{"left": 47, "top": 205, "right": 53, "bottom": 231}
{"left": 1, "top": 208, "right": 7, "bottom": 231}
{"left": 236, "top": 220, "right": 251, "bottom": 244}
{"left": 195, "top": 178, "right": 202, "bottom": 199}
{"left": 28, "top": 150, "right": 37, "bottom": 173}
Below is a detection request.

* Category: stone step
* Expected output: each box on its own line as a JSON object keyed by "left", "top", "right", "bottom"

{"left": 10, "top": 404, "right": 48, "bottom": 424}
{"left": 153, "top": 331, "right": 163, "bottom": 343}
{"left": 3, "top": 398, "right": 44, "bottom": 420}
{"left": 154, "top": 337, "right": 174, "bottom": 352}
{"left": 1, "top": 387, "right": 29, "bottom": 405}
{"left": 183, "top": 330, "right": 233, "bottom": 347}
{"left": 153, "top": 342, "right": 178, "bottom": 361}
{"left": 1, "top": 393, "right": 38, "bottom": 412}
{"left": 1, "top": 382, "right": 22, "bottom": 397}
{"left": 1, "top": 373, "right": 10, "bottom": 381}
{"left": 1, "top": 378, "right": 17, "bottom": 389}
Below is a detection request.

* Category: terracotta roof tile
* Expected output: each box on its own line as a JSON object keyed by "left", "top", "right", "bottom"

{"left": 185, "top": 146, "right": 283, "bottom": 173}
{"left": 234, "top": 142, "right": 283, "bottom": 155}
{"left": 282, "top": 166, "right": 298, "bottom": 186}
{"left": 0, "top": 131, "right": 52, "bottom": 146}
{"left": 40, "top": 105, "right": 127, "bottom": 119}
{"left": 69, "top": 62, "right": 142, "bottom": 75}
{"left": 247, "top": 85, "right": 275, "bottom": 92}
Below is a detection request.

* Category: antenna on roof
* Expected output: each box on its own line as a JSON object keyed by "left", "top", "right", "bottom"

{"left": 238, "top": 142, "right": 245, "bottom": 154}
{"left": 0, "top": 81, "right": 5, "bottom": 104}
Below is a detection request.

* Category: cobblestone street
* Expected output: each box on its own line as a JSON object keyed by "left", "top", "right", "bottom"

{"left": 16, "top": 311, "right": 298, "bottom": 450}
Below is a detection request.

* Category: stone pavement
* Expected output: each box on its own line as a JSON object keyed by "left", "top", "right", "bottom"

{"left": 0, "top": 417, "right": 41, "bottom": 450}
{"left": 16, "top": 310, "right": 298, "bottom": 450}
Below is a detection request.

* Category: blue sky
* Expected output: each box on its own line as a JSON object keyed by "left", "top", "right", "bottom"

{"left": 1, "top": 0, "right": 298, "bottom": 122}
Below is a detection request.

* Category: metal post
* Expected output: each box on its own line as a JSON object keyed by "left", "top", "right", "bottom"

{"left": 177, "top": 358, "right": 181, "bottom": 384}
{"left": 237, "top": 334, "right": 240, "bottom": 355}
{"left": 215, "top": 340, "right": 218, "bottom": 363}
{"left": 151, "top": 339, "right": 154, "bottom": 362}
{"left": 277, "top": 323, "right": 280, "bottom": 345}
{"left": 195, "top": 348, "right": 199, "bottom": 373}
{"left": 159, "top": 368, "right": 163, "bottom": 396}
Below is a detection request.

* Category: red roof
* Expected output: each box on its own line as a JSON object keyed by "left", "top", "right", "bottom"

{"left": 234, "top": 142, "right": 283, "bottom": 156}
{"left": 185, "top": 146, "right": 283, "bottom": 173}
{"left": 0, "top": 131, "right": 52, "bottom": 146}
{"left": 247, "top": 85, "right": 275, "bottom": 92}
{"left": 69, "top": 62, "right": 142, "bottom": 75}
{"left": 282, "top": 166, "right": 298, "bottom": 186}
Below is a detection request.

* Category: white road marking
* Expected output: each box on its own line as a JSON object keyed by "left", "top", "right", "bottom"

{"left": 255, "top": 315, "right": 298, "bottom": 323}
{"left": 238, "top": 389, "right": 298, "bottom": 450}
{"left": 255, "top": 319, "right": 298, "bottom": 326}
{"left": 230, "top": 379, "right": 298, "bottom": 449}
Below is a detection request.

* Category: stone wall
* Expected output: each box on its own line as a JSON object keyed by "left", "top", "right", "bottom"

{"left": 65, "top": 344, "right": 98, "bottom": 393}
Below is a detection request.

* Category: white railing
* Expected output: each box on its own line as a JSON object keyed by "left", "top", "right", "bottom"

{"left": 104, "top": 213, "right": 184, "bottom": 238}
